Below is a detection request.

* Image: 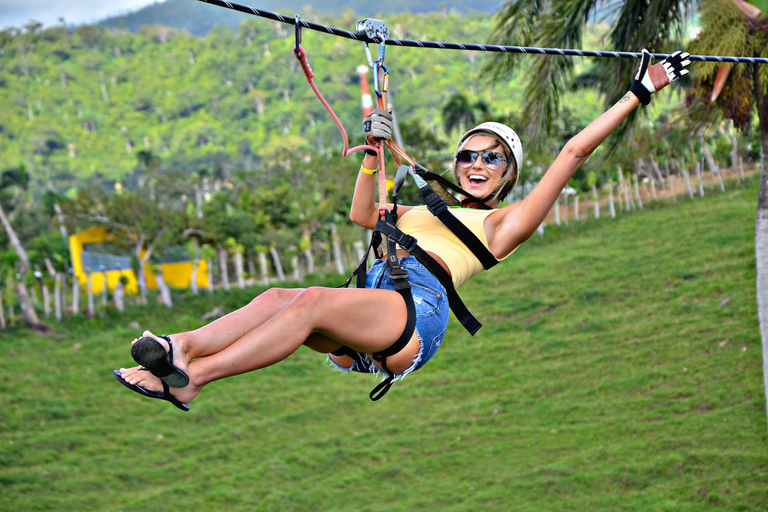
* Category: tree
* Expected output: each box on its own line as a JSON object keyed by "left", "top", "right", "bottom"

{"left": 136, "top": 150, "right": 162, "bottom": 201}
{"left": 442, "top": 93, "right": 491, "bottom": 136}
{"left": 685, "top": 0, "right": 768, "bottom": 434}
{"left": 0, "top": 168, "right": 47, "bottom": 331}
{"left": 487, "top": 0, "right": 696, "bottom": 148}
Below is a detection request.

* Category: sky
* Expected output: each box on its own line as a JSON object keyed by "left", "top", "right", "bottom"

{"left": 0, "top": 0, "right": 159, "bottom": 30}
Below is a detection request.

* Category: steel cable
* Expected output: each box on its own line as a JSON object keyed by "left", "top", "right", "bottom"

{"left": 198, "top": 0, "right": 768, "bottom": 64}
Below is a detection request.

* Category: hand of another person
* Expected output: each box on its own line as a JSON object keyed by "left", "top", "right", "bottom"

{"left": 629, "top": 49, "right": 691, "bottom": 105}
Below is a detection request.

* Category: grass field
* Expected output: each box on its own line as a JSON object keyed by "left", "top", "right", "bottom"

{"left": 1, "top": 176, "right": 766, "bottom": 511}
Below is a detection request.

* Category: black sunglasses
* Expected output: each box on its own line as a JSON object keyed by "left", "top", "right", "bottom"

{"left": 455, "top": 149, "right": 506, "bottom": 171}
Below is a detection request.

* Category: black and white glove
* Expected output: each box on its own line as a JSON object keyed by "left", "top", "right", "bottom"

{"left": 363, "top": 108, "right": 393, "bottom": 143}
{"left": 629, "top": 49, "right": 691, "bottom": 105}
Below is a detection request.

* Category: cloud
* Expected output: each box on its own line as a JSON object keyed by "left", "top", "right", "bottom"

{"left": 0, "top": 0, "right": 159, "bottom": 30}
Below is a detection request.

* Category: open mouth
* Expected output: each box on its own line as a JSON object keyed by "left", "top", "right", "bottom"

{"left": 468, "top": 174, "right": 488, "bottom": 186}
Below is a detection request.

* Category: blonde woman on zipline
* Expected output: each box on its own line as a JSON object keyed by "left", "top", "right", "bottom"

{"left": 115, "top": 50, "right": 690, "bottom": 410}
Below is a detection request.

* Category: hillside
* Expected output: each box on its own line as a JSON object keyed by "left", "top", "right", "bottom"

{"left": 99, "top": 0, "right": 505, "bottom": 36}
{"left": 0, "top": 10, "right": 541, "bottom": 191}
{"left": 0, "top": 175, "right": 764, "bottom": 510}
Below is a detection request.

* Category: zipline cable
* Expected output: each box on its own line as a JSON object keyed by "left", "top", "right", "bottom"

{"left": 197, "top": 0, "right": 768, "bottom": 64}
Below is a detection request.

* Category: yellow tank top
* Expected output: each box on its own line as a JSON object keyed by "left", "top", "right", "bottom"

{"left": 395, "top": 206, "right": 512, "bottom": 289}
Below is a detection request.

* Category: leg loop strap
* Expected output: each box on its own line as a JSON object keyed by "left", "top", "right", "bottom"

{"left": 370, "top": 373, "right": 395, "bottom": 401}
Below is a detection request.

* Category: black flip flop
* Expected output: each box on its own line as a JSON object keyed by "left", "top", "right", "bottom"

{"left": 113, "top": 370, "right": 190, "bottom": 412}
{"left": 131, "top": 334, "right": 190, "bottom": 388}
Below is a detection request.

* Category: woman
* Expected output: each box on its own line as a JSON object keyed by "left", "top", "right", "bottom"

{"left": 115, "top": 49, "right": 690, "bottom": 411}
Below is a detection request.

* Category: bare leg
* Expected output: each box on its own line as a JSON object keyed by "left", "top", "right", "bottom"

{"left": 120, "top": 287, "right": 312, "bottom": 403}
{"left": 182, "top": 287, "right": 306, "bottom": 359}
{"left": 121, "top": 286, "right": 412, "bottom": 404}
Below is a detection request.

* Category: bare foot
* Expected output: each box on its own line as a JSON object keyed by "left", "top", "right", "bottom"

{"left": 118, "top": 365, "right": 201, "bottom": 404}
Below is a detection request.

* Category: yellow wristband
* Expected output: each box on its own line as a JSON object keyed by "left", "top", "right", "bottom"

{"left": 361, "top": 163, "right": 377, "bottom": 175}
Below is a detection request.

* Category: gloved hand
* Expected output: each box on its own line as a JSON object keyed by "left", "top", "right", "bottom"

{"left": 363, "top": 108, "right": 393, "bottom": 144}
{"left": 629, "top": 49, "right": 691, "bottom": 105}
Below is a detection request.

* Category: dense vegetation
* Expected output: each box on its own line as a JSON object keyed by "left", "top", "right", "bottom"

{"left": 0, "top": 12, "right": 528, "bottom": 186}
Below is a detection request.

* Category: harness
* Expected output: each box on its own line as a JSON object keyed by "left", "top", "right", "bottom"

{"left": 335, "top": 165, "right": 499, "bottom": 400}
{"left": 293, "top": 16, "right": 498, "bottom": 400}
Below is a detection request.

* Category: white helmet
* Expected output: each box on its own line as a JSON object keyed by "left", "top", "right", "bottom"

{"left": 455, "top": 122, "right": 523, "bottom": 200}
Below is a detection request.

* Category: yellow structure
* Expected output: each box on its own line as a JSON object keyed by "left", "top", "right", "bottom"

{"left": 68, "top": 227, "right": 209, "bottom": 294}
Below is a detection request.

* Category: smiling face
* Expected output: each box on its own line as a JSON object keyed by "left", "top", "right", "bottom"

{"left": 456, "top": 135, "right": 508, "bottom": 203}
{"left": 454, "top": 123, "right": 522, "bottom": 205}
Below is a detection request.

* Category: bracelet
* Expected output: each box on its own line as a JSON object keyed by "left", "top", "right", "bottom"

{"left": 361, "top": 163, "right": 377, "bottom": 175}
{"left": 365, "top": 148, "right": 378, "bottom": 157}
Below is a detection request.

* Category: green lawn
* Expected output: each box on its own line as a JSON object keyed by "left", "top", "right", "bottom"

{"left": 1, "top": 176, "right": 766, "bottom": 511}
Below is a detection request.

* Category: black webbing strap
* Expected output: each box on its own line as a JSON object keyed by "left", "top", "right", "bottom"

{"left": 376, "top": 213, "right": 483, "bottom": 336}
{"left": 413, "top": 165, "right": 467, "bottom": 199}
{"left": 420, "top": 188, "right": 498, "bottom": 270}
{"left": 369, "top": 376, "right": 395, "bottom": 401}
{"left": 375, "top": 212, "right": 418, "bottom": 360}
{"left": 368, "top": 211, "right": 417, "bottom": 401}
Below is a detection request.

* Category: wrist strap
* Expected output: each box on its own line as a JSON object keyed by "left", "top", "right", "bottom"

{"left": 361, "top": 163, "right": 377, "bottom": 175}
{"left": 629, "top": 81, "right": 652, "bottom": 106}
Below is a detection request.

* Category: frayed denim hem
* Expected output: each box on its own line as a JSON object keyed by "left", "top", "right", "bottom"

{"left": 325, "top": 334, "right": 425, "bottom": 383}
{"left": 325, "top": 356, "right": 357, "bottom": 373}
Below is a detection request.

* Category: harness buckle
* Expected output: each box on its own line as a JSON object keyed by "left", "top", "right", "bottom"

{"left": 424, "top": 191, "right": 448, "bottom": 216}
{"left": 388, "top": 266, "right": 410, "bottom": 288}
{"left": 398, "top": 234, "right": 418, "bottom": 254}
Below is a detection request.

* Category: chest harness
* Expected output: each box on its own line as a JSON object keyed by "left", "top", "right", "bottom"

{"left": 293, "top": 16, "right": 498, "bottom": 399}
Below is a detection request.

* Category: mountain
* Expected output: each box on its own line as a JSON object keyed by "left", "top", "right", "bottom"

{"left": 1, "top": 10, "right": 530, "bottom": 189}
{"left": 99, "top": 0, "right": 504, "bottom": 36}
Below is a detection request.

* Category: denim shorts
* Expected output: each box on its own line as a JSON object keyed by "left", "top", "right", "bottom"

{"left": 327, "top": 256, "right": 449, "bottom": 381}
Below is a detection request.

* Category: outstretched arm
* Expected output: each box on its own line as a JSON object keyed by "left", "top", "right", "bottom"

{"left": 486, "top": 50, "right": 690, "bottom": 258}
{"left": 503, "top": 92, "right": 640, "bottom": 240}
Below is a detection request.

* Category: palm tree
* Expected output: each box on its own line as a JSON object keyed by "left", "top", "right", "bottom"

{"left": 686, "top": 0, "right": 768, "bottom": 434}
{"left": 488, "top": 0, "right": 768, "bottom": 432}
{"left": 442, "top": 93, "right": 491, "bottom": 136}
{"left": 487, "top": 0, "right": 697, "bottom": 147}
{"left": 0, "top": 168, "right": 47, "bottom": 331}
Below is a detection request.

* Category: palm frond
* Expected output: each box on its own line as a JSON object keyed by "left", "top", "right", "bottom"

{"left": 486, "top": 0, "right": 604, "bottom": 149}
{"left": 487, "top": 0, "right": 698, "bottom": 154}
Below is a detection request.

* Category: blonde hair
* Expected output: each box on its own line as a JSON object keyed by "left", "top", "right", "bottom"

{"left": 452, "top": 131, "right": 518, "bottom": 203}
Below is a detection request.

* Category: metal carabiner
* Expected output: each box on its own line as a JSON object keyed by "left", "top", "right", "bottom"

{"left": 294, "top": 15, "right": 302, "bottom": 53}
{"left": 378, "top": 40, "right": 386, "bottom": 67}
{"left": 380, "top": 63, "right": 389, "bottom": 95}
{"left": 293, "top": 14, "right": 314, "bottom": 80}
{"left": 373, "top": 62, "right": 389, "bottom": 98}
{"left": 362, "top": 42, "right": 374, "bottom": 69}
